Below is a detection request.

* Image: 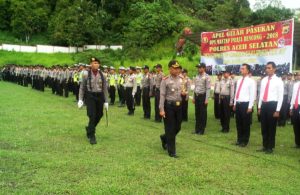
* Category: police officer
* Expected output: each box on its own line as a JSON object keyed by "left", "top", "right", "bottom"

{"left": 141, "top": 65, "right": 152, "bottom": 119}
{"left": 154, "top": 64, "right": 164, "bottom": 122}
{"left": 219, "top": 70, "right": 234, "bottom": 133}
{"left": 124, "top": 66, "right": 137, "bottom": 115}
{"left": 193, "top": 63, "right": 211, "bottom": 135}
{"left": 233, "top": 64, "right": 256, "bottom": 147}
{"left": 159, "top": 60, "right": 183, "bottom": 158}
{"left": 117, "top": 67, "right": 126, "bottom": 107}
{"left": 258, "top": 62, "right": 284, "bottom": 154}
{"left": 290, "top": 72, "right": 300, "bottom": 148}
{"left": 214, "top": 73, "right": 222, "bottom": 119}
{"left": 135, "top": 66, "right": 143, "bottom": 106}
{"left": 78, "top": 57, "right": 109, "bottom": 145}
{"left": 108, "top": 66, "right": 118, "bottom": 105}
{"left": 181, "top": 69, "right": 190, "bottom": 121}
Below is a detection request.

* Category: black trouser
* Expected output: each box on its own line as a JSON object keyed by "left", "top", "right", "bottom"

{"left": 118, "top": 85, "right": 125, "bottom": 105}
{"left": 63, "top": 80, "right": 69, "bottom": 97}
{"left": 292, "top": 107, "right": 300, "bottom": 146}
{"left": 235, "top": 102, "right": 251, "bottom": 145}
{"left": 161, "top": 101, "right": 182, "bottom": 155}
{"left": 142, "top": 87, "right": 151, "bottom": 118}
{"left": 195, "top": 94, "right": 207, "bottom": 134}
{"left": 39, "top": 77, "right": 44, "bottom": 91}
{"left": 51, "top": 79, "right": 56, "bottom": 94}
{"left": 85, "top": 92, "right": 104, "bottom": 138}
{"left": 125, "top": 87, "right": 135, "bottom": 113}
{"left": 73, "top": 82, "right": 79, "bottom": 101}
{"left": 135, "top": 86, "right": 142, "bottom": 106}
{"left": 260, "top": 101, "right": 278, "bottom": 150}
{"left": 278, "top": 95, "right": 288, "bottom": 126}
{"left": 181, "top": 95, "right": 188, "bottom": 121}
{"left": 214, "top": 93, "right": 220, "bottom": 119}
{"left": 220, "top": 95, "right": 231, "bottom": 132}
{"left": 155, "top": 88, "right": 162, "bottom": 122}
{"left": 109, "top": 85, "right": 116, "bottom": 104}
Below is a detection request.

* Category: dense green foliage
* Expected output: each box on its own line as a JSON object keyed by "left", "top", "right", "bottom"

{"left": 0, "top": 0, "right": 295, "bottom": 61}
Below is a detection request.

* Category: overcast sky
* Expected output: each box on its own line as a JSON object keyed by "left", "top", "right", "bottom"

{"left": 248, "top": 0, "right": 300, "bottom": 9}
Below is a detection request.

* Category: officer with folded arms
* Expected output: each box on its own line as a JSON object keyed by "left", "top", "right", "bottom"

{"left": 78, "top": 57, "right": 109, "bottom": 145}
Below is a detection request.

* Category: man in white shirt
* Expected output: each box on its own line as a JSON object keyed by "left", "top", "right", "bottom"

{"left": 233, "top": 64, "right": 256, "bottom": 147}
{"left": 289, "top": 72, "right": 300, "bottom": 148}
{"left": 258, "top": 62, "right": 284, "bottom": 154}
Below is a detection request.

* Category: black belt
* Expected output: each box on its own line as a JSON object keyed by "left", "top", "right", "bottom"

{"left": 195, "top": 93, "right": 205, "bottom": 97}
{"left": 220, "top": 95, "right": 230, "bottom": 99}
{"left": 87, "top": 91, "right": 103, "bottom": 96}
{"left": 165, "top": 100, "right": 181, "bottom": 106}
{"left": 236, "top": 101, "right": 249, "bottom": 104}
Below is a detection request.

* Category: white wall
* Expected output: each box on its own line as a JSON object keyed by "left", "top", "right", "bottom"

{"left": 0, "top": 44, "right": 123, "bottom": 53}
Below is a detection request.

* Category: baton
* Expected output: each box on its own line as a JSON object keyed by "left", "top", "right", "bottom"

{"left": 105, "top": 108, "right": 108, "bottom": 127}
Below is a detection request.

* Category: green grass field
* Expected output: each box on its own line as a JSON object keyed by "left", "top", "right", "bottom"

{"left": 1, "top": 81, "right": 300, "bottom": 194}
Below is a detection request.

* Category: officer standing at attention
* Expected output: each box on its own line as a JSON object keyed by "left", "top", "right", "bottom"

{"left": 233, "top": 64, "right": 256, "bottom": 147}
{"left": 214, "top": 73, "right": 222, "bottom": 119}
{"left": 193, "top": 63, "right": 211, "bottom": 135}
{"left": 258, "top": 62, "right": 283, "bottom": 154}
{"left": 159, "top": 60, "right": 183, "bottom": 158}
{"left": 154, "top": 64, "right": 164, "bottom": 122}
{"left": 124, "top": 66, "right": 137, "bottom": 115}
{"left": 78, "top": 58, "right": 109, "bottom": 145}
{"left": 108, "top": 66, "right": 118, "bottom": 105}
{"left": 219, "top": 70, "right": 234, "bottom": 133}
{"left": 141, "top": 65, "right": 152, "bottom": 119}
{"left": 135, "top": 66, "right": 143, "bottom": 106}
{"left": 289, "top": 72, "right": 300, "bottom": 148}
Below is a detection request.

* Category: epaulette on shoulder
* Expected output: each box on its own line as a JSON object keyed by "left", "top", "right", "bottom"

{"left": 163, "top": 76, "right": 169, "bottom": 80}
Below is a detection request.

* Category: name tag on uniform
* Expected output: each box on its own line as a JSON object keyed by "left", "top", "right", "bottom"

{"left": 176, "top": 101, "right": 181, "bottom": 106}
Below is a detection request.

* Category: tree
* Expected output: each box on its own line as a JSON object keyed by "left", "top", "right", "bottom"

{"left": 10, "top": 0, "right": 49, "bottom": 42}
{"left": 124, "top": 1, "right": 177, "bottom": 49}
{"left": 49, "top": 0, "right": 105, "bottom": 46}
{"left": 250, "top": 5, "right": 293, "bottom": 25}
{"left": 253, "top": 0, "right": 284, "bottom": 10}
{"left": 0, "top": 0, "right": 11, "bottom": 30}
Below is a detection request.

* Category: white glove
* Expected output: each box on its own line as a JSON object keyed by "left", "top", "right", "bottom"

{"left": 132, "top": 93, "right": 135, "bottom": 97}
{"left": 78, "top": 100, "right": 84, "bottom": 108}
{"left": 104, "top": 103, "right": 109, "bottom": 111}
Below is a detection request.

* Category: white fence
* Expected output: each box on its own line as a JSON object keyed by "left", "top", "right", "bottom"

{"left": 0, "top": 44, "right": 123, "bottom": 53}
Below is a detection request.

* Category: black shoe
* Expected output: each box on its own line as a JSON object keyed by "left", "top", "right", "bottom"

{"left": 89, "top": 136, "right": 97, "bottom": 145}
{"left": 294, "top": 145, "right": 300, "bottom": 149}
{"left": 235, "top": 141, "right": 241, "bottom": 146}
{"left": 85, "top": 126, "right": 90, "bottom": 139}
{"left": 160, "top": 135, "right": 167, "bottom": 150}
{"left": 169, "top": 153, "right": 178, "bottom": 158}
{"left": 127, "top": 111, "right": 134, "bottom": 115}
{"left": 256, "top": 148, "right": 267, "bottom": 152}
{"left": 265, "top": 149, "right": 273, "bottom": 154}
{"left": 239, "top": 143, "right": 247, "bottom": 147}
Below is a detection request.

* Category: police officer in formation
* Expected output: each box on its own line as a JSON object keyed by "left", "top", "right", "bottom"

{"left": 193, "top": 63, "right": 211, "bottom": 135}
{"left": 141, "top": 65, "right": 152, "bottom": 119}
{"left": 257, "top": 62, "right": 284, "bottom": 154}
{"left": 233, "top": 64, "right": 256, "bottom": 147}
{"left": 78, "top": 57, "right": 109, "bottom": 145}
{"left": 135, "top": 66, "right": 143, "bottom": 106}
{"left": 108, "top": 66, "right": 118, "bottom": 105}
{"left": 124, "top": 66, "right": 137, "bottom": 115}
{"left": 154, "top": 64, "right": 164, "bottom": 122}
{"left": 218, "top": 70, "right": 234, "bottom": 133}
{"left": 213, "top": 73, "right": 222, "bottom": 119}
{"left": 180, "top": 69, "right": 191, "bottom": 121}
